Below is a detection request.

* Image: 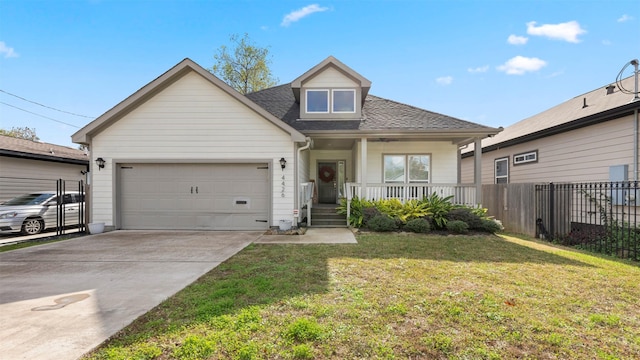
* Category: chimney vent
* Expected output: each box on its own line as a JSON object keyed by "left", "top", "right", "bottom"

{"left": 606, "top": 84, "right": 616, "bottom": 95}
{"left": 582, "top": 97, "right": 588, "bottom": 108}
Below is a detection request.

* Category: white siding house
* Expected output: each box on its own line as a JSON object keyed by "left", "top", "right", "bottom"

{"left": 73, "top": 57, "right": 500, "bottom": 231}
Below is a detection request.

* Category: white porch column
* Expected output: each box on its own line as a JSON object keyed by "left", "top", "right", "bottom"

{"left": 360, "top": 137, "right": 367, "bottom": 199}
{"left": 474, "top": 137, "right": 483, "bottom": 206}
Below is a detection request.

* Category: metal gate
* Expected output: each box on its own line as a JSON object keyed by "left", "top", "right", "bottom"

{"left": 535, "top": 182, "right": 639, "bottom": 261}
{"left": 0, "top": 177, "right": 86, "bottom": 237}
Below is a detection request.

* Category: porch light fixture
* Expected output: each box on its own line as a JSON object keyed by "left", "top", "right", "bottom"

{"left": 95, "top": 157, "right": 106, "bottom": 170}
{"left": 279, "top": 157, "right": 287, "bottom": 170}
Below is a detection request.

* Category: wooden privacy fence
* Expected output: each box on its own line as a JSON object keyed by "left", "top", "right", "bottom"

{"left": 482, "top": 184, "right": 537, "bottom": 237}
{"left": 483, "top": 182, "right": 639, "bottom": 261}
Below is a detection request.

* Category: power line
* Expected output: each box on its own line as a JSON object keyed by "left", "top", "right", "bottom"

{"left": 0, "top": 101, "right": 81, "bottom": 128}
{"left": 0, "top": 89, "right": 95, "bottom": 118}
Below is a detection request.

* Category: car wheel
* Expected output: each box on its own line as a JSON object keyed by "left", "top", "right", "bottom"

{"left": 21, "top": 218, "right": 44, "bottom": 235}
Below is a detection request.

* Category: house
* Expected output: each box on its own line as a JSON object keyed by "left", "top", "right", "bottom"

{"left": 71, "top": 56, "right": 501, "bottom": 231}
{"left": 0, "top": 135, "right": 89, "bottom": 202}
{"left": 461, "top": 74, "right": 640, "bottom": 184}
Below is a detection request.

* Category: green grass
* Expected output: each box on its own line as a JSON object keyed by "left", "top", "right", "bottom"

{"left": 0, "top": 237, "right": 70, "bottom": 252}
{"left": 85, "top": 233, "right": 640, "bottom": 359}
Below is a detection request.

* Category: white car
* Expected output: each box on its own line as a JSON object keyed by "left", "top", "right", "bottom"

{"left": 0, "top": 192, "right": 84, "bottom": 235}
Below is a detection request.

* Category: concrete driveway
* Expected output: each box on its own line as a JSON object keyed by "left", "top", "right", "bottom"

{"left": 0, "top": 230, "right": 260, "bottom": 360}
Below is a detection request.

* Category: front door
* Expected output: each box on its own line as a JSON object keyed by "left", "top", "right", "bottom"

{"left": 317, "top": 161, "right": 337, "bottom": 204}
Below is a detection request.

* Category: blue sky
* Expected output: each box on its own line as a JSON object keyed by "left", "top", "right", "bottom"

{"left": 0, "top": 0, "right": 638, "bottom": 148}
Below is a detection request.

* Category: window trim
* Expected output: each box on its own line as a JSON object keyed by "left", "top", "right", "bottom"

{"left": 331, "top": 89, "right": 356, "bottom": 113}
{"left": 495, "top": 157, "right": 509, "bottom": 184}
{"left": 383, "top": 154, "right": 431, "bottom": 183}
{"left": 305, "top": 89, "right": 330, "bottom": 113}
{"left": 513, "top": 150, "right": 538, "bottom": 165}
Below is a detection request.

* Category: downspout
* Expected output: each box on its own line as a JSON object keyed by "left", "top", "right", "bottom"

{"left": 296, "top": 137, "right": 312, "bottom": 215}
{"left": 635, "top": 108, "right": 639, "bottom": 181}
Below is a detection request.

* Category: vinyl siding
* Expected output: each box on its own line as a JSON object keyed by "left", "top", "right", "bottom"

{"left": 356, "top": 141, "right": 458, "bottom": 183}
{"left": 91, "top": 71, "right": 296, "bottom": 227}
{"left": 304, "top": 67, "right": 358, "bottom": 87}
{"left": 0, "top": 157, "right": 87, "bottom": 202}
{"left": 461, "top": 114, "right": 637, "bottom": 183}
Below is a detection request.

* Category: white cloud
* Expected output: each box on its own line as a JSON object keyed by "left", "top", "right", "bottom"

{"left": 618, "top": 14, "right": 633, "bottom": 23}
{"left": 436, "top": 76, "right": 453, "bottom": 85}
{"left": 526, "top": 21, "right": 586, "bottom": 43}
{"left": 281, "top": 4, "right": 329, "bottom": 27}
{"left": 507, "top": 34, "right": 528, "bottom": 45}
{"left": 497, "top": 56, "right": 547, "bottom": 75}
{"left": 0, "top": 41, "right": 18, "bottom": 58}
{"left": 602, "top": 39, "right": 612, "bottom": 46}
{"left": 468, "top": 65, "right": 489, "bottom": 73}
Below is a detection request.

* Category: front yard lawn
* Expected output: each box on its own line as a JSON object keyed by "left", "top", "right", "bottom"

{"left": 87, "top": 234, "right": 640, "bottom": 360}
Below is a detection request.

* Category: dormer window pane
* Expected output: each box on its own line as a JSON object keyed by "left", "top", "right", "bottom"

{"left": 333, "top": 90, "right": 355, "bottom": 113}
{"left": 306, "top": 90, "right": 329, "bottom": 113}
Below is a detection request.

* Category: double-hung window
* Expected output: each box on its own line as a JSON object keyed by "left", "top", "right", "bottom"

{"left": 384, "top": 155, "right": 430, "bottom": 183}
{"left": 495, "top": 158, "right": 509, "bottom": 184}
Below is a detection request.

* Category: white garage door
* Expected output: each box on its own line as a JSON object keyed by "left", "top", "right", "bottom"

{"left": 118, "top": 163, "right": 269, "bottom": 230}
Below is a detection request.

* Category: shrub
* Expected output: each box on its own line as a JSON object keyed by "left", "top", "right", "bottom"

{"left": 446, "top": 220, "right": 469, "bottom": 234}
{"left": 446, "top": 208, "right": 483, "bottom": 229}
{"left": 367, "top": 215, "right": 398, "bottom": 232}
{"left": 404, "top": 218, "right": 431, "bottom": 233}
{"left": 477, "top": 219, "right": 503, "bottom": 233}
{"left": 362, "top": 207, "right": 381, "bottom": 226}
{"left": 421, "top": 193, "right": 455, "bottom": 229}
{"left": 337, "top": 196, "right": 373, "bottom": 227}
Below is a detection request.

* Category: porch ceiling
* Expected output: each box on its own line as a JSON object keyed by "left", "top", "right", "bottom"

{"left": 310, "top": 135, "right": 479, "bottom": 150}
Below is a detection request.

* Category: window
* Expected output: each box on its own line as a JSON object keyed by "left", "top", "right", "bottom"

{"left": 495, "top": 158, "right": 509, "bottom": 184}
{"left": 384, "top": 155, "right": 430, "bottom": 183}
{"left": 305, "top": 89, "right": 356, "bottom": 114}
{"left": 332, "top": 90, "right": 355, "bottom": 113}
{"left": 514, "top": 150, "right": 537, "bottom": 165}
{"left": 306, "top": 90, "right": 329, "bottom": 113}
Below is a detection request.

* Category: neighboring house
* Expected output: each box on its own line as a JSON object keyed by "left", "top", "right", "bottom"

{"left": 72, "top": 56, "right": 500, "bottom": 231}
{"left": 461, "top": 75, "right": 640, "bottom": 184}
{"left": 0, "top": 135, "right": 89, "bottom": 202}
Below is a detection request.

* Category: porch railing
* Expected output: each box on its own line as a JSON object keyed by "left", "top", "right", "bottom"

{"left": 300, "top": 182, "right": 315, "bottom": 226}
{"left": 345, "top": 183, "right": 477, "bottom": 206}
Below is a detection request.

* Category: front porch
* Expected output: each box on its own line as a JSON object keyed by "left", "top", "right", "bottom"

{"left": 299, "top": 182, "right": 478, "bottom": 227}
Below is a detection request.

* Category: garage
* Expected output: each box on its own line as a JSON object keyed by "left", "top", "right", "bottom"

{"left": 117, "top": 163, "right": 270, "bottom": 230}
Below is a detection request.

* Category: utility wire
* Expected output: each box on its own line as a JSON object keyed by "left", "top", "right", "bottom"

{"left": 0, "top": 89, "right": 95, "bottom": 118}
{"left": 0, "top": 101, "right": 81, "bottom": 128}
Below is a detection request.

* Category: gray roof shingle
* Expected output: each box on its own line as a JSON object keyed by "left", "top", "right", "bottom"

{"left": 0, "top": 135, "right": 89, "bottom": 162}
{"left": 246, "top": 83, "right": 497, "bottom": 132}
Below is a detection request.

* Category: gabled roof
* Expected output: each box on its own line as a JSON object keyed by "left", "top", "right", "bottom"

{"left": 246, "top": 83, "right": 501, "bottom": 142}
{"left": 463, "top": 75, "right": 640, "bottom": 155}
{"left": 0, "top": 135, "right": 89, "bottom": 165}
{"left": 72, "top": 58, "right": 306, "bottom": 144}
{"left": 290, "top": 56, "right": 372, "bottom": 103}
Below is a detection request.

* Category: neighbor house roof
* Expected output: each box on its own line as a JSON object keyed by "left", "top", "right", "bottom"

{"left": 72, "top": 58, "right": 306, "bottom": 144}
{"left": 0, "top": 135, "right": 89, "bottom": 165}
{"left": 246, "top": 83, "right": 501, "bottom": 140}
{"left": 462, "top": 75, "right": 640, "bottom": 156}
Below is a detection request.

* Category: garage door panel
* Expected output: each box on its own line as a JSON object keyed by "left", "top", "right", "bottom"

{"left": 119, "top": 163, "right": 269, "bottom": 230}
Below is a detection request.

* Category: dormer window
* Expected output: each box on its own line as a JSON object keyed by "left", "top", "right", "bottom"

{"left": 332, "top": 90, "right": 355, "bottom": 113}
{"left": 305, "top": 89, "right": 356, "bottom": 114}
{"left": 306, "top": 90, "right": 329, "bottom": 113}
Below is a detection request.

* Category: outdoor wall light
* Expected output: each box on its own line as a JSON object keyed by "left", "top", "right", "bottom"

{"left": 95, "top": 157, "right": 106, "bottom": 170}
{"left": 279, "top": 157, "right": 287, "bottom": 170}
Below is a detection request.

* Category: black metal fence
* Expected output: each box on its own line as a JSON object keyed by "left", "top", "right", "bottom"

{"left": 535, "top": 182, "right": 639, "bottom": 261}
{"left": 0, "top": 177, "right": 86, "bottom": 237}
